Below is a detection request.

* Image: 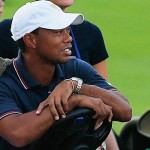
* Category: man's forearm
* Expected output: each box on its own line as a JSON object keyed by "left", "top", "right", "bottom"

{"left": 0, "top": 107, "right": 55, "bottom": 147}
{"left": 79, "top": 84, "right": 132, "bottom": 121}
{"left": 1, "top": 94, "right": 96, "bottom": 147}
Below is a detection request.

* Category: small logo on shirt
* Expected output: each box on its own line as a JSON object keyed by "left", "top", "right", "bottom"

{"left": 48, "top": 91, "right": 51, "bottom": 94}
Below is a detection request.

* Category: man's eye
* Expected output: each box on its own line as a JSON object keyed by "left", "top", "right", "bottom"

{"left": 66, "top": 28, "right": 70, "bottom": 33}
{"left": 55, "top": 30, "right": 62, "bottom": 34}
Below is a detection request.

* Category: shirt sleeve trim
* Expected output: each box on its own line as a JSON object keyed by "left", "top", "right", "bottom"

{"left": 0, "top": 111, "right": 22, "bottom": 120}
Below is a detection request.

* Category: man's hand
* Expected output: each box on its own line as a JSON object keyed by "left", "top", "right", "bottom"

{"left": 36, "top": 93, "right": 113, "bottom": 127}
{"left": 36, "top": 79, "right": 74, "bottom": 120}
{"left": 74, "top": 94, "right": 113, "bottom": 127}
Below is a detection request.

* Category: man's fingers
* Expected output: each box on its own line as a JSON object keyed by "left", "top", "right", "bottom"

{"left": 108, "top": 110, "right": 113, "bottom": 122}
{"left": 94, "top": 118, "right": 103, "bottom": 130}
{"left": 36, "top": 101, "right": 48, "bottom": 115}
{"left": 48, "top": 98, "right": 60, "bottom": 120}
{"left": 55, "top": 98, "right": 66, "bottom": 119}
{"left": 61, "top": 98, "right": 69, "bottom": 113}
{"left": 49, "top": 98, "right": 67, "bottom": 120}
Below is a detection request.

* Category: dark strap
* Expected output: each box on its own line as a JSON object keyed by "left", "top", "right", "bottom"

{"left": 70, "top": 27, "right": 81, "bottom": 59}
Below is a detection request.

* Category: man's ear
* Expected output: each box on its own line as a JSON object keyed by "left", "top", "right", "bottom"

{"left": 23, "top": 33, "right": 37, "bottom": 48}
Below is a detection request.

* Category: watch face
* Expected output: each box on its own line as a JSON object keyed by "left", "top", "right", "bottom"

{"left": 71, "top": 78, "right": 83, "bottom": 85}
{"left": 78, "top": 80, "right": 82, "bottom": 84}
{"left": 70, "top": 77, "right": 83, "bottom": 93}
{"left": 71, "top": 77, "right": 79, "bottom": 81}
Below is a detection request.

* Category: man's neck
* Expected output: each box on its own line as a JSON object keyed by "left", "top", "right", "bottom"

{"left": 24, "top": 58, "right": 55, "bottom": 85}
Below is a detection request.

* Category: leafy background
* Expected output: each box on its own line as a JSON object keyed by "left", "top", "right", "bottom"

{"left": 2, "top": 0, "right": 150, "bottom": 134}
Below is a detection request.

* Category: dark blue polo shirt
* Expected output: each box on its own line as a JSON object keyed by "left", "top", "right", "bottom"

{"left": 0, "top": 53, "right": 114, "bottom": 149}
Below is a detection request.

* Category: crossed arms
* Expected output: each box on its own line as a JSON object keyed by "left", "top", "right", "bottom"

{"left": 0, "top": 78, "right": 132, "bottom": 148}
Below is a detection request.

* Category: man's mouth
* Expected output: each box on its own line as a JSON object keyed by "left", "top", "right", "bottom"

{"left": 62, "top": 48, "right": 72, "bottom": 56}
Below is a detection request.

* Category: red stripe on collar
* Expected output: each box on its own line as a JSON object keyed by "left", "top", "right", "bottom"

{"left": 13, "top": 59, "right": 29, "bottom": 90}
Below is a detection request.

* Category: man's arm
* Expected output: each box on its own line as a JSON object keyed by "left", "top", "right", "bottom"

{"left": 79, "top": 84, "right": 132, "bottom": 122}
{"left": 0, "top": 107, "right": 54, "bottom": 147}
{"left": 0, "top": 94, "right": 112, "bottom": 148}
{"left": 37, "top": 79, "right": 132, "bottom": 122}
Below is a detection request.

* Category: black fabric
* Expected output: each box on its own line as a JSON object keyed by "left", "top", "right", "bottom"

{"left": 0, "top": 19, "right": 18, "bottom": 58}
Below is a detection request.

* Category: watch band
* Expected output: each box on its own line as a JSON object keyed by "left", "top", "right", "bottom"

{"left": 70, "top": 77, "right": 83, "bottom": 93}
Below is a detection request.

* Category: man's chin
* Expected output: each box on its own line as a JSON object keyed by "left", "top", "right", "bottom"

{"left": 58, "top": 57, "right": 70, "bottom": 64}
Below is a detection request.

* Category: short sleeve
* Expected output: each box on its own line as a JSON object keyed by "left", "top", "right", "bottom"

{"left": 88, "top": 22, "right": 109, "bottom": 65}
{"left": 0, "top": 83, "right": 21, "bottom": 120}
{"left": 71, "top": 20, "right": 109, "bottom": 65}
{"left": 63, "top": 58, "right": 116, "bottom": 90}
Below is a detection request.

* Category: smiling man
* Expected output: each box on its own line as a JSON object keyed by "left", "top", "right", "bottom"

{"left": 0, "top": 1, "right": 132, "bottom": 149}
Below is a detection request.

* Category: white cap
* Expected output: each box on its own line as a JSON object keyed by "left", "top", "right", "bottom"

{"left": 11, "top": 1, "right": 84, "bottom": 41}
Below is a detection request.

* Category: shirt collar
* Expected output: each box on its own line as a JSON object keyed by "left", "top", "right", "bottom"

{"left": 13, "top": 52, "right": 64, "bottom": 90}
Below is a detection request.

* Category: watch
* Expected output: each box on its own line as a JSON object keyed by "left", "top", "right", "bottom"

{"left": 70, "top": 77, "right": 83, "bottom": 93}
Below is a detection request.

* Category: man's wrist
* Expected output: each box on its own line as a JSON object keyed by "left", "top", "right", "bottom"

{"left": 64, "top": 79, "right": 75, "bottom": 93}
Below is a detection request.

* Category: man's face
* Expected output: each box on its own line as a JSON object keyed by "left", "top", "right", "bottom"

{"left": 49, "top": 0, "right": 75, "bottom": 10}
{"left": 32, "top": 28, "right": 72, "bottom": 64}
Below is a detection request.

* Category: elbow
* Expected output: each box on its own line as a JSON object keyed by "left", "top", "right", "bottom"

{"left": 10, "top": 141, "right": 27, "bottom": 148}
{"left": 113, "top": 105, "right": 132, "bottom": 122}
{"left": 113, "top": 92, "right": 132, "bottom": 122}
{"left": 10, "top": 139, "right": 29, "bottom": 148}
{"left": 119, "top": 105, "right": 132, "bottom": 122}
{"left": 7, "top": 130, "right": 31, "bottom": 148}
{"left": 123, "top": 106, "right": 132, "bottom": 121}
{"left": 10, "top": 139, "right": 30, "bottom": 148}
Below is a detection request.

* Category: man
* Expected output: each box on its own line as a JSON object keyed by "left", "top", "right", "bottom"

{"left": 0, "top": 1, "right": 132, "bottom": 149}
{"left": 0, "top": 1, "right": 120, "bottom": 150}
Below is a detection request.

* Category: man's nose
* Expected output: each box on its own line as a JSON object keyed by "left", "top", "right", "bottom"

{"left": 63, "top": 29, "right": 72, "bottom": 43}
